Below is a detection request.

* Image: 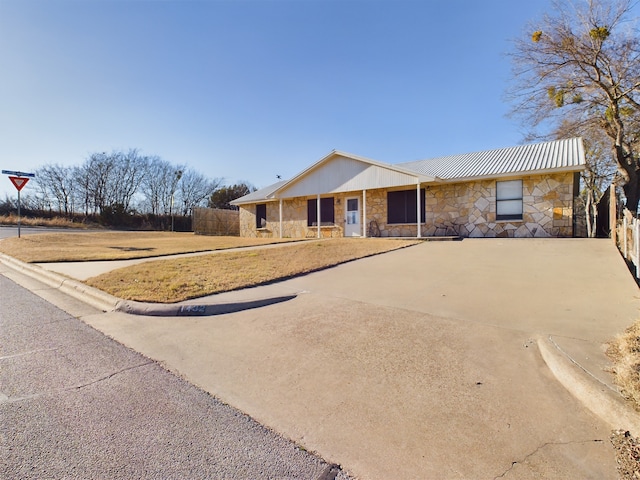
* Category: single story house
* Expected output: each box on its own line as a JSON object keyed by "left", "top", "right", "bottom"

{"left": 230, "top": 137, "right": 585, "bottom": 239}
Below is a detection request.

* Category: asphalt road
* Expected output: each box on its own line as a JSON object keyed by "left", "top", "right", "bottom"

{"left": 0, "top": 275, "right": 345, "bottom": 480}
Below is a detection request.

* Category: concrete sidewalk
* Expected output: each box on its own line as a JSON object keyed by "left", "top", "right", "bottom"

{"left": 2, "top": 238, "right": 640, "bottom": 479}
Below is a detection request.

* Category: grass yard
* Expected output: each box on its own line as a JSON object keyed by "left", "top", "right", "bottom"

{"left": 86, "top": 238, "right": 420, "bottom": 303}
{"left": 0, "top": 214, "right": 90, "bottom": 229}
{"left": 0, "top": 231, "right": 302, "bottom": 262}
{"left": 608, "top": 322, "right": 640, "bottom": 412}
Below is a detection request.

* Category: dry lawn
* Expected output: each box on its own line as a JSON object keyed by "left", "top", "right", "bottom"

{"left": 86, "top": 238, "right": 420, "bottom": 303}
{"left": 607, "top": 320, "right": 640, "bottom": 411}
{"left": 0, "top": 231, "right": 302, "bottom": 262}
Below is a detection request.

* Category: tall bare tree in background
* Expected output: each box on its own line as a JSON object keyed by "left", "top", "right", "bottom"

{"left": 177, "top": 168, "right": 222, "bottom": 216}
{"left": 30, "top": 150, "right": 222, "bottom": 223}
{"left": 83, "top": 152, "right": 115, "bottom": 214}
{"left": 109, "top": 149, "right": 148, "bottom": 211}
{"left": 35, "top": 164, "right": 75, "bottom": 215}
{"left": 509, "top": 0, "right": 640, "bottom": 213}
{"left": 140, "top": 158, "right": 186, "bottom": 215}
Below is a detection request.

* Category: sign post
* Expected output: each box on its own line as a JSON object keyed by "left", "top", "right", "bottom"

{"left": 2, "top": 170, "right": 35, "bottom": 238}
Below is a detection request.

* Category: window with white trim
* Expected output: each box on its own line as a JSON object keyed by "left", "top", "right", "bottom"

{"left": 307, "top": 197, "right": 335, "bottom": 226}
{"left": 496, "top": 180, "right": 523, "bottom": 221}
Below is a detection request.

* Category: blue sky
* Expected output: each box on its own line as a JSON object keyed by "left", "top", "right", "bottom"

{"left": 0, "top": 0, "right": 556, "bottom": 200}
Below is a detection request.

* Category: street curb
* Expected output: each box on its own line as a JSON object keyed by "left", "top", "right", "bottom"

{"left": 0, "top": 253, "right": 298, "bottom": 317}
{"left": 115, "top": 295, "right": 298, "bottom": 317}
{"left": 0, "top": 252, "right": 122, "bottom": 312}
{"left": 538, "top": 335, "right": 640, "bottom": 436}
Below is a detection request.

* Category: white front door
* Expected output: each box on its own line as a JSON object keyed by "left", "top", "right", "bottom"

{"left": 345, "top": 197, "right": 360, "bottom": 236}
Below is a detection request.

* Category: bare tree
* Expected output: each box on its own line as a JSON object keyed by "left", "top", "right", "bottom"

{"left": 140, "top": 157, "right": 185, "bottom": 215}
{"left": 74, "top": 150, "right": 150, "bottom": 214}
{"left": 81, "top": 152, "right": 116, "bottom": 213}
{"left": 35, "top": 164, "right": 75, "bottom": 215}
{"left": 509, "top": 0, "right": 640, "bottom": 213}
{"left": 109, "top": 149, "right": 148, "bottom": 212}
{"left": 29, "top": 150, "right": 221, "bottom": 221}
{"left": 30, "top": 172, "right": 53, "bottom": 212}
{"left": 177, "top": 169, "right": 222, "bottom": 216}
{"left": 139, "top": 156, "right": 167, "bottom": 215}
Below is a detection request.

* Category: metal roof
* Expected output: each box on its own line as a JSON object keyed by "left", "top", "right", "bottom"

{"left": 396, "top": 137, "right": 585, "bottom": 181}
{"left": 231, "top": 138, "right": 585, "bottom": 205}
{"left": 230, "top": 180, "right": 288, "bottom": 205}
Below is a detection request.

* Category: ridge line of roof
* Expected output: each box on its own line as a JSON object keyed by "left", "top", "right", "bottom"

{"left": 396, "top": 137, "right": 582, "bottom": 165}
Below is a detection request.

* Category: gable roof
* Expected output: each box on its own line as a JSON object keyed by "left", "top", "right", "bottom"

{"left": 396, "top": 137, "right": 585, "bottom": 181}
{"left": 275, "top": 150, "right": 437, "bottom": 198}
{"left": 231, "top": 138, "right": 585, "bottom": 205}
{"left": 231, "top": 151, "right": 436, "bottom": 205}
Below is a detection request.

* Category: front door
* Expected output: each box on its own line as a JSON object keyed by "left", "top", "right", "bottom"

{"left": 345, "top": 197, "right": 360, "bottom": 236}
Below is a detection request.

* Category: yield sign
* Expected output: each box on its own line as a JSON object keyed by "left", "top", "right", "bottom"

{"left": 9, "top": 176, "right": 29, "bottom": 191}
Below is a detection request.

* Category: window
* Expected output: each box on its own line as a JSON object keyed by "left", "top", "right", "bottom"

{"left": 256, "top": 203, "right": 267, "bottom": 228}
{"left": 496, "top": 180, "right": 523, "bottom": 221}
{"left": 387, "top": 189, "right": 425, "bottom": 224}
{"left": 307, "top": 197, "right": 335, "bottom": 226}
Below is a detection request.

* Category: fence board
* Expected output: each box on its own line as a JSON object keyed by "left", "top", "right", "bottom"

{"left": 192, "top": 207, "right": 239, "bottom": 236}
{"left": 616, "top": 208, "right": 640, "bottom": 278}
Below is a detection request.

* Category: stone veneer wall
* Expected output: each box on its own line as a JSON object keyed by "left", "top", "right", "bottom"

{"left": 418, "top": 172, "right": 575, "bottom": 238}
{"left": 238, "top": 172, "right": 576, "bottom": 238}
{"left": 238, "top": 197, "right": 345, "bottom": 238}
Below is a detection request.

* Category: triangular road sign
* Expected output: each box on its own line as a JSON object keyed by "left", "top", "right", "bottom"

{"left": 9, "top": 176, "right": 29, "bottom": 192}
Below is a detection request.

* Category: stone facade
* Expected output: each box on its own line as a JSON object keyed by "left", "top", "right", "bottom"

{"left": 418, "top": 172, "right": 576, "bottom": 238}
{"left": 239, "top": 197, "right": 344, "bottom": 238}
{"left": 237, "top": 172, "right": 577, "bottom": 238}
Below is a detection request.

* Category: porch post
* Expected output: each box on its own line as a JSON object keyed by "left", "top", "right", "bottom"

{"left": 362, "top": 189, "right": 367, "bottom": 237}
{"left": 317, "top": 194, "right": 321, "bottom": 239}
{"left": 279, "top": 198, "right": 283, "bottom": 239}
{"left": 416, "top": 182, "right": 422, "bottom": 238}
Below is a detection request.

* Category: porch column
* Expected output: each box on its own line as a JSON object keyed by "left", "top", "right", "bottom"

{"left": 362, "top": 189, "right": 367, "bottom": 237}
{"left": 317, "top": 194, "right": 321, "bottom": 239}
{"left": 279, "top": 198, "right": 283, "bottom": 239}
{"left": 416, "top": 182, "right": 422, "bottom": 238}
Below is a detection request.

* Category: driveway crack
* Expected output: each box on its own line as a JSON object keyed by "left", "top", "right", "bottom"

{"left": 493, "top": 439, "right": 604, "bottom": 479}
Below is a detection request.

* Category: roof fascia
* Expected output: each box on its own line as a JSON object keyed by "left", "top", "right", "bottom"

{"left": 231, "top": 197, "right": 280, "bottom": 206}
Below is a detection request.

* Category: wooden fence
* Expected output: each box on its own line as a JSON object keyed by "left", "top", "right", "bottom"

{"left": 616, "top": 207, "right": 640, "bottom": 279}
{"left": 192, "top": 207, "right": 239, "bottom": 236}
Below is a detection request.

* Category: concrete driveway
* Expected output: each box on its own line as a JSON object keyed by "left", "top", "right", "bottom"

{"left": 52, "top": 238, "right": 635, "bottom": 479}
{"left": 4, "top": 238, "right": 640, "bottom": 478}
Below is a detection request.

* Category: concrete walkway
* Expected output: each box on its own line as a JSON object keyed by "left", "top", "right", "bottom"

{"left": 2, "top": 238, "right": 640, "bottom": 479}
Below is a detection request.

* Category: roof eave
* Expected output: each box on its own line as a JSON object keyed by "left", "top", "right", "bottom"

{"left": 230, "top": 197, "right": 281, "bottom": 206}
